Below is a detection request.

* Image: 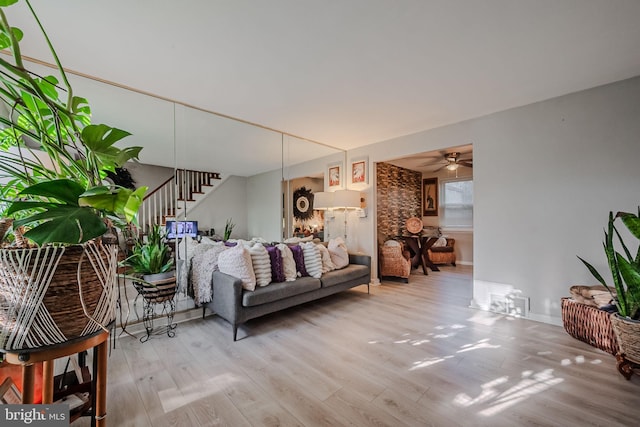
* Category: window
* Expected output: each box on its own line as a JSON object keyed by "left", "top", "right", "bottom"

{"left": 441, "top": 179, "right": 473, "bottom": 228}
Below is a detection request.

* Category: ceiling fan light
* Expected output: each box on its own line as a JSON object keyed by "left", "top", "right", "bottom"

{"left": 446, "top": 163, "right": 459, "bottom": 171}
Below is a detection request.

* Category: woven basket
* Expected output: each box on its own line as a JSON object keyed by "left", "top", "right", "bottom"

{"left": 0, "top": 241, "right": 119, "bottom": 351}
{"left": 610, "top": 314, "right": 640, "bottom": 364}
{"left": 134, "top": 273, "right": 176, "bottom": 303}
{"left": 561, "top": 297, "right": 618, "bottom": 355}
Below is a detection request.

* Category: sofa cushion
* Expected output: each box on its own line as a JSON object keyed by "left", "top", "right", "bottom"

{"left": 320, "top": 264, "right": 369, "bottom": 288}
{"left": 300, "top": 242, "right": 322, "bottom": 279}
{"left": 328, "top": 237, "right": 349, "bottom": 269}
{"left": 242, "top": 276, "right": 321, "bottom": 307}
{"left": 277, "top": 243, "right": 298, "bottom": 282}
{"left": 218, "top": 244, "right": 256, "bottom": 291}
{"left": 316, "top": 243, "right": 335, "bottom": 273}
{"left": 248, "top": 243, "right": 272, "bottom": 287}
{"left": 289, "top": 244, "right": 308, "bottom": 277}
{"left": 265, "top": 245, "right": 285, "bottom": 283}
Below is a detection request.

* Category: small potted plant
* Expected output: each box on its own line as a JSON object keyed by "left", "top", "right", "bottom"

{"left": 578, "top": 209, "right": 640, "bottom": 379}
{"left": 224, "top": 217, "right": 235, "bottom": 241}
{"left": 122, "top": 224, "right": 176, "bottom": 303}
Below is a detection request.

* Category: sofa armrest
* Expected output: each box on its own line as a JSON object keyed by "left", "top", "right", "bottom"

{"left": 349, "top": 253, "right": 371, "bottom": 269}
{"left": 211, "top": 270, "right": 244, "bottom": 325}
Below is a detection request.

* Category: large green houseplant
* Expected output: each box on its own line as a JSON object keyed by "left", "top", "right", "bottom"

{"left": 578, "top": 209, "right": 640, "bottom": 379}
{"left": 0, "top": 0, "right": 146, "bottom": 245}
{"left": 0, "top": 0, "right": 148, "bottom": 351}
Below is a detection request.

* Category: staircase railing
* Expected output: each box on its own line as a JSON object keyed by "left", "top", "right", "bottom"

{"left": 139, "top": 169, "right": 221, "bottom": 233}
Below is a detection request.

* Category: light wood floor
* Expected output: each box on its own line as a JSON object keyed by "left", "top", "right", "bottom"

{"left": 79, "top": 265, "right": 640, "bottom": 426}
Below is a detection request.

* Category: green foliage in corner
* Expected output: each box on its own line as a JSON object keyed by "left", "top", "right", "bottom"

{"left": 578, "top": 210, "right": 640, "bottom": 319}
{"left": 0, "top": 0, "right": 147, "bottom": 245}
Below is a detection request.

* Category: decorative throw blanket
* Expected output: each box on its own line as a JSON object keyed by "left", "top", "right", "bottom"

{"left": 569, "top": 285, "right": 615, "bottom": 308}
{"left": 190, "top": 243, "right": 227, "bottom": 305}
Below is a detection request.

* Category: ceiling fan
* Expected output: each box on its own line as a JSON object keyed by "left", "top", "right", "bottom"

{"left": 440, "top": 152, "right": 472, "bottom": 171}
{"left": 417, "top": 151, "right": 473, "bottom": 171}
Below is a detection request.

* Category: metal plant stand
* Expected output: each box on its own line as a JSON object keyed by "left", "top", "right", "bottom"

{"left": 133, "top": 277, "right": 177, "bottom": 343}
{"left": 139, "top": 297, "right": 176, "bottom": 343}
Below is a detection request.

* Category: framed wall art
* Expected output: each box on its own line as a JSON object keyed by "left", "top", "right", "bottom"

{"left": 327, "top": 161, "right": 343, "bottom": 190}
{"left": 423, "top": 177, "right": 438, "bottom": 216}
{"left": 350, "top": 156, "right": 368, "bottom": 184}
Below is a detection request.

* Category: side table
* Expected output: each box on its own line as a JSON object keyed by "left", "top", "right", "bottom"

{"left": 1, "top": 327, "right": 110, "bottom": 427}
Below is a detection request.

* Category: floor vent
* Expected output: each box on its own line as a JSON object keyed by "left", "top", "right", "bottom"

{"left": 490, "top": 293, "right": 530, "bottom": 317}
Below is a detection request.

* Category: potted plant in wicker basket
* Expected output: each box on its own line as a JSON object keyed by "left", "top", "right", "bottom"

{"left": 122, "top": 224, "right": 176, "bottom": 303}
{"left": 578, "top": 210, "right": 640, "bottom": 379}
{"left": 0, "top": 0, "right": 147, "bottom": 352}
{"left": 121, "top": 224, "right": 177, "bottom": 341}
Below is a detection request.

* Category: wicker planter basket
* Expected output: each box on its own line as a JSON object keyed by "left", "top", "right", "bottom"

{"left": 560, "top": 297, "right": 618, "bottom": 356}
{"left": 134, "top": 272, "right": 177, "bottom": 303}
{"left": 0, "top": 241, "right": 119, "bottom": 351}
{"left": 610, "top": 313, "right": 640, "bottom": 379}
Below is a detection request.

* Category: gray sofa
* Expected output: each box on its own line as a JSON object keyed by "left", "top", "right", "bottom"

{"left": 206, "top": 254, "right": 371, "bottom": 340}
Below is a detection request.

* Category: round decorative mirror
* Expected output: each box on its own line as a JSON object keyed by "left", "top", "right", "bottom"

{"left": 293, "top": 187, "right": 314, "bottom": 221}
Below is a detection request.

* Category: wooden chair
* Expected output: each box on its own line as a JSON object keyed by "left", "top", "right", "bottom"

{"left": 428, "top": 238, "right": 456, "bottom": 266}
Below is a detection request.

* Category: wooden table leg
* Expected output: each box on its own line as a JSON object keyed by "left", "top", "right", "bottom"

{"left": 21, "top": 363, "right": 36, "bottom": 404}
{"left": 421, "top": 237, "right": 440, "bottom": 272}
{"left": 94, "top": 340, "right": 108, "bottom": 427}
{"left": 42, "top": 360, "right": 54, "bottom": 403}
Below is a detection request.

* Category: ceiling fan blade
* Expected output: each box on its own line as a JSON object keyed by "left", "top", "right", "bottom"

{"left": 459, "top": 161, "right": 473, "bottom": 168}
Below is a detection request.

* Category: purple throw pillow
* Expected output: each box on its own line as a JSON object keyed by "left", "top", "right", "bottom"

{"left": 289, "top": 244, "right": 308, "bottom": 277}
{"left": 265, "top": 245, "right": 285, "bottom": 283}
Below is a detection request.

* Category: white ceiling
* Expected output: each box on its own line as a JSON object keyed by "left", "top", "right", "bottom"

{"left": 4, "top": 0, "right": 640, "bottom": 153}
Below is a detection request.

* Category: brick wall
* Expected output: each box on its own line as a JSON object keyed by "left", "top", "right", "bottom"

{"left": 376, "top": 162, "right": 422, "bottom": 243}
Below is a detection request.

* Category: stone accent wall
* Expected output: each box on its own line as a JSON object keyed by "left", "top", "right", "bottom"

{"left": 376, "top": 162, "right": 422, "bottom": 243}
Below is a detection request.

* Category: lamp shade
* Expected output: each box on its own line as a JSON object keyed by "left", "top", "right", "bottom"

{"left": 313, "top": 191, "right": 333, "bottom": 210}
{"left": 333, "top": 189, "right": 360, "bottom": 209}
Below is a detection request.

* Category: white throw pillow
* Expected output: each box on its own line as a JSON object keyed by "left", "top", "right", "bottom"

{"left": 432, "top": 237, "right": 447, "bottom": 247}
{"left": 316, "top": 243, "right": 335, "bottom": 273}
{"left": 248, "top": 243, "right": 272, "bottom": 287}
{"left": 276, "top": 243, "right": 298, "bottom": 282}
{"left": 218, "top": 244, "right": 257, "bottom": 291}
{"left": 300, "top": 242, "right": 323, "bottom": 279}
{"left": 328, "top": 237, "right": 349, "bottom": 269}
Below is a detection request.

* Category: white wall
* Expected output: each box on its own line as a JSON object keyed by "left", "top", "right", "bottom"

{"left": 347, "top": 75, "right": 640, "bottom": 324}
{"left": 247, "top": 168, "right": 282, "bottom": 242}
{"left": 126, "top": 162, "right": 174, "bottom": 193}
{"left": 189, "top": 176, "right": 248, "bottom": 239}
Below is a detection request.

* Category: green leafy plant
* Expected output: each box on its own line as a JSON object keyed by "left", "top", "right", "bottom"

{"left": 0, "top": 0, "right": 147, "bottom": 245}
{"left": 122, "top": 224, "right": 174, "bottom": 276}
{"left": 224, "top": 218, "right": 235, "bottom": 241}
{"left": 578, "top": 210, "right": 640, "bottom": 320}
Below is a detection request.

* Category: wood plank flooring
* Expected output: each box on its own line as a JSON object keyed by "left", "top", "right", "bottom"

{"left": 77, "top": 265, "right": 640, "bottom": 426}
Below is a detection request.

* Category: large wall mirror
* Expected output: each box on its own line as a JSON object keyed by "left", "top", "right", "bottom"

{"left": 19, "top": 58, "right": 345, "bottom": 326}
